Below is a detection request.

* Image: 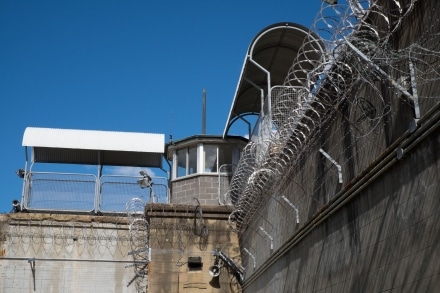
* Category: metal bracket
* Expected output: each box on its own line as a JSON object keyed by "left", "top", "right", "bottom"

{"left": 258, "top": 226, "right": 273, "bottom": 252}
{"left": 344, "top": 37, "right": 415, "bottom": 102}
{"left": 28, "top": 258, "right": 36, "bottom": 291}
{"left": 281, "top": 195, "right": 300, "bottom": 223}
{"left": 243, "top": 248, "right": 256, "bottom": 269}
{"left": 319, "top": 148, "right": 343, "bottom": 183}
{"left": 409, "top": 60, "right": 421, "bottom": 120}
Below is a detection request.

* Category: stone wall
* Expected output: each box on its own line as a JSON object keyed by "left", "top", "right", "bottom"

{"left": 171, "top": 175, "right": 228, "bottom": 205}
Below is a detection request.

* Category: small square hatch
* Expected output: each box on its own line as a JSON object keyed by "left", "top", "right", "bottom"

{"left": 187, "top": 256, "right": 203, "bottom": 271}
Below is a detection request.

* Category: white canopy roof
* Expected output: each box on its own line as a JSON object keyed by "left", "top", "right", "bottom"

{"left": 22, "top": 127, "right": 165, "bottom": 168}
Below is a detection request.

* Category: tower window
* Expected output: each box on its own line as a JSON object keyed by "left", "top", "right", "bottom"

{"left": 173, "top": 143, "right": 238, "bottom": 179}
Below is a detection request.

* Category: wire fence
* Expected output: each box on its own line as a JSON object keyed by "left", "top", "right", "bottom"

{"left": 225, "top": 0, "right": 440, "bottom": 277}
{"left": 21, "top": 172, "right": 169, "bottom": 214}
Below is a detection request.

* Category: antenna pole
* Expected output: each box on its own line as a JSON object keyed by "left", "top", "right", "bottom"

{"left": 202, "top": 89, "right": 206, "bottom": 134}
{"left": 169, "top": 111, "right": 173, "bottom": 142}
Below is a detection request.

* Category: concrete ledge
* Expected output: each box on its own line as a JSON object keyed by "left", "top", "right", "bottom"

{"left": 145, "top": 203, "right": 233, "bottom": 220}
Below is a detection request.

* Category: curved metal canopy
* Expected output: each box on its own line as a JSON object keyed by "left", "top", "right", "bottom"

{"left": 223, "top": 22, "right": 325, "bottom": 137}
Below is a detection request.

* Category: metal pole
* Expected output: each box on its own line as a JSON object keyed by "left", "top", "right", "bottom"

{"left": 202, "top": 89, "right": 206, "bottom": 134}
{"left": 343, "top": 37, "right": 415, "bottom": 101}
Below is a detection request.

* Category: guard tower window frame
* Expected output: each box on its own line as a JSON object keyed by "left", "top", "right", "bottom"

{"left": 173, "top": 143, "right": 238, "bottom": 179}
{"left": 176, "top": 146, "right": 198, "bottom": 177}
{"left": 203, "top": 144, "right": 217, "bottom": 172}
{"left": 203, "top": 143, "right": 234, "bottom": 173}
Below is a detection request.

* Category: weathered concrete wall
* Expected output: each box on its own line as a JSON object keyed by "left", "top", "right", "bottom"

{"left": 0, "top": 213, "right": 137, "bottom": 293}
{"left": 0, "top": 206, "right": 241, "bottom": 293}
{"left": 238, "top": 1, "right": 440, "bottom": 292}
{"left": 145, "top": 204, "right": 241, "bottom": 293}
{"left": 243, "top": 129, "right": 439, "bottom": 292}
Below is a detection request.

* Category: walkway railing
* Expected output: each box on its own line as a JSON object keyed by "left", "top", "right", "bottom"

{"left": 21, "top": 172, "right": 169, "bottom": 213}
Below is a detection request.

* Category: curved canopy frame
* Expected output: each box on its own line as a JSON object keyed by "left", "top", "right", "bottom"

{"left": 223, "top": 22, "right": 324, "bottom": 137}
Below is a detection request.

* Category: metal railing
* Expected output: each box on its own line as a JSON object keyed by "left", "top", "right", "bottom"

{"left": 217, "top": 164, "right": 236, "bottom": 205}
{"left": 21, "top": 172, "right": 169, "bottom": 214}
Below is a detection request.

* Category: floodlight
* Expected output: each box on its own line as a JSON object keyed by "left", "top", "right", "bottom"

{"left": 209, "top": 265, "right": 221, "bottom": 277}
{"left": 137, "top": 178, "right": 152, "bottom": 189}
{"left": 137, "top": 171, "right": 152, "bottom": 188}
{"left": 12, "top": 199, "right": 21, "bottom": 213}
{"left": 16, "top": 169, "right": 25, "bottom": 178}
{"left": 323, "top": 0, "right": 337, "bottom": 4}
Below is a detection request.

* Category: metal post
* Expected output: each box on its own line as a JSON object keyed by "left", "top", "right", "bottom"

{"left": 343, "top": 37, "right": 415, "bottom": 102}
{"left": 202, "top": 89, "right": 206, "bottom": 134}
{"left": 249, "top": 58, "right": 272, "bottom": 109}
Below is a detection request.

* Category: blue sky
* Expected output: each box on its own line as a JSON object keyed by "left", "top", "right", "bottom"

{"left": 0, "top": 0, "right": 323, "bottom": 213}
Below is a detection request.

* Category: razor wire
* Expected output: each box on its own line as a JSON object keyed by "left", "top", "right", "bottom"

{"left": 145, "top": 199, "right": 209, "bottom": 256}
{"left": 0, "top": 216, "right": 131, "bottom": 258}
{"left": 227, "top": 0, "right": 440, "bottom": 233}
{"left": 126, "top": 198, "right": 149, "bottom": 292}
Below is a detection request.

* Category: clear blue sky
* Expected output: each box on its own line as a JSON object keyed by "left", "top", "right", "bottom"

{"left": 0, "top": 0, "right": 324, "bottom": 213}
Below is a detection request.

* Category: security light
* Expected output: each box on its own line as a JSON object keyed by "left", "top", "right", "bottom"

{"left": 12, "top": 199, "right": 21, "bottom": 213}
{"left": 323, "top": 0, "right": 337, "bottom": 4}
{"left": 137, "top": 171, "right": 152, "bottom": 189}
{"left": 209, "top": 265, "right": 221, "bottom": 277}
{"left": 16, "top": 169, "right": 25, "bottom": 178}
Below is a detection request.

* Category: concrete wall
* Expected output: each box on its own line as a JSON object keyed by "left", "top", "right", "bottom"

{"left": 145, "top": 204, "right": 241, "bottom": 293}
{"left": 238, "top": 1, "right": 440, "bottom": 292}
{"left": 0, "top": 205, "right": 241, "bottom": 293}
{"left": 0, "top": 213, "right": 136, "bottom": 293}
{"left": 243, "top": 130, "right": 440, "bottom": 292}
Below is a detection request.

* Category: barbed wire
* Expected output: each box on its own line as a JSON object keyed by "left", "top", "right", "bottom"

{"left": 126, "top": 198, "right": 149, "bottom": 292}
{"left": 1, "top": 216, "right": 130, "bottom": 258}
{"left": 227, "top": 0, "right": 439, "bottom": 243}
